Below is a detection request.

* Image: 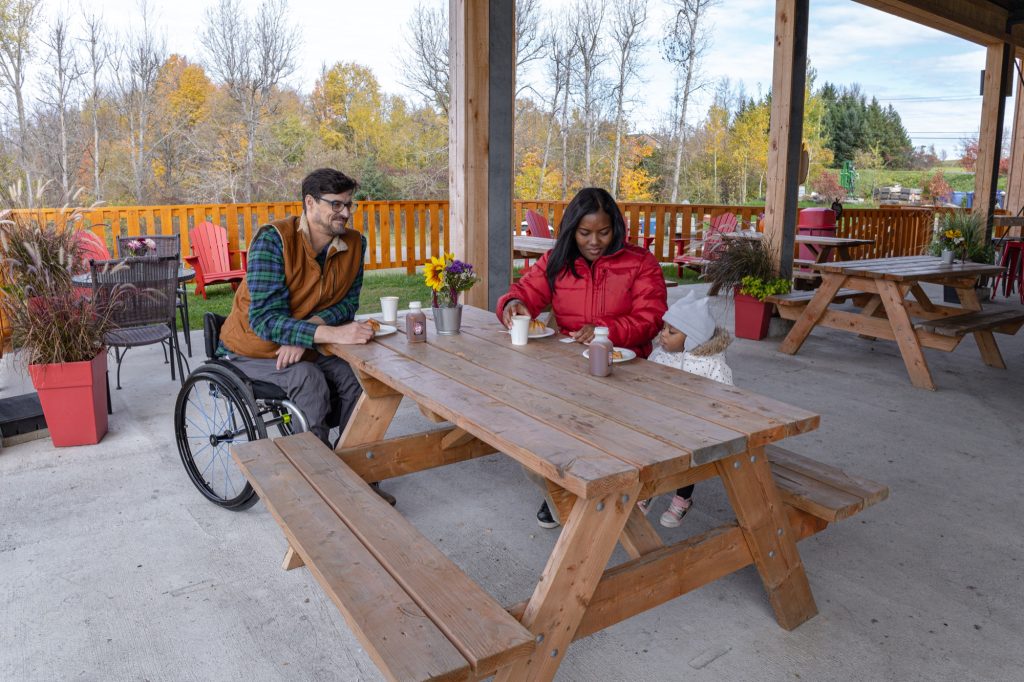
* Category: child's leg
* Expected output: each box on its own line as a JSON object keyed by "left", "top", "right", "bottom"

{"left": 660, "top": 485, "right": 694, "bottom": 528}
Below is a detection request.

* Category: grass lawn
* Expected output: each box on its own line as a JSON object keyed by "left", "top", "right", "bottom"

{"left": 184, "top": 264, "right": 699, "bottom": 330}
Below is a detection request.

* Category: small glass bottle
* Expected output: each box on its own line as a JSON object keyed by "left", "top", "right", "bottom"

{"left": 406, "top": 301, "right": 427, "bottom": 343}
{"left": 589, "top": 326, "right": 613, "bottom": 377}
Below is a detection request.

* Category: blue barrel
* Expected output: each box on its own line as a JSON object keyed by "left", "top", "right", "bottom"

{"left": 950, "top": 191, "right": 966, "bottom": 208}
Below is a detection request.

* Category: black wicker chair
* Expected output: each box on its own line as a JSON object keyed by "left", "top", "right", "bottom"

{"left": 116, "top": 234, "right": 192, "bottom": 357}
{"left": 90, "top": 255, "right": 188, "bottom": 390}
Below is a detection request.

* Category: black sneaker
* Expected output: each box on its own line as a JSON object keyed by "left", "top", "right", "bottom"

{"left": 370, "top": 482, "right": 396, "bottom": 506}
{"left": 536, "top": 501, "right": 560, "bottom": 529}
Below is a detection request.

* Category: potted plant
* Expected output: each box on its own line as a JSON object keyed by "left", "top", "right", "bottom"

{"left": 927, "top": 210, "right": 996, "bottom": 303}
{"left": 703, "top": 236, "right": 790, "bottom": 340}
{"left": 0, "top": 191, "right": 119, "bottom": 446}
{"left": 423, "top": 252, "right": 479, "bottom": 335}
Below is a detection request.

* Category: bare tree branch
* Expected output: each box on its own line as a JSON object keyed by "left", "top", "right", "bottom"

{"left": 609, "top": 0, "right": 647, "bottom": 198}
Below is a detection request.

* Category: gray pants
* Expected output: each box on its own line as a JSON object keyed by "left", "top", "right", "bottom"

{"left": 229, "top": 353, "right": 363, "bottom": 445}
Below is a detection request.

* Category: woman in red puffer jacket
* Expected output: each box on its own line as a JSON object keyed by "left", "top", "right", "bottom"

{"left": 498, "top": 187, "right": 667, "bottom": 358}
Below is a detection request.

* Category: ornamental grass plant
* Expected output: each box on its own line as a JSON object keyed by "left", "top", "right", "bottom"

{"left": 703, "top": 235, "right": 786, "bottom": 296}
{"left": 0, "top": 183, "right": 120, "bottom": 367}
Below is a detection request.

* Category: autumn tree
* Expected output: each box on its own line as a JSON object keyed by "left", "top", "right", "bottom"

{"left": 608, "top": 0, "right": 647, "bottom": 198}
{"left": 151, "top": 55, "right": 213, "bottom": 202}
{"left": 40, "top": 15, "right": 84, "bottom": 199}
{"left": 112, "top": 1, "right": 167, "bottom": 203}
{"left": 80, "top": 9, "right": 113, "bottom": 202}
{"left": 662, "top": 0, "right": 717, "bottom": 203}
{"left": 568, "top": 0, "right": 607, "bottom": 185}
{"left": 201, "top": 0, "right": 300, "bottom": 202}
{"left": 0, "top": 0, "right": 43, "bottom": 197}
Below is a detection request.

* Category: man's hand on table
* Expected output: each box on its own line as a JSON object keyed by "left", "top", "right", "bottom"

{"left": 313, "top": 321, "right": 374, "bottom": 346}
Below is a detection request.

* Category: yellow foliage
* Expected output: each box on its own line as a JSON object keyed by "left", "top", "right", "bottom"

{"left": 514, "top": 151, "right": 562, "bottom": 199}
{"left": 310, "top": 62, "right": 384, "bottom": 155}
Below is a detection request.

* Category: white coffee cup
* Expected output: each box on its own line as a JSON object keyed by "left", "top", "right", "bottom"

{"left": 510, "top": 315, "right": 530, "bottom": 346}
{"left": 380, "top": 296, "right": 399, "bottom": 324}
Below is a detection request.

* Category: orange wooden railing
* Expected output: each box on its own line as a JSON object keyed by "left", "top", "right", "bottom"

{"left": 9, "top": 201, "right": 999, "bottom": 277}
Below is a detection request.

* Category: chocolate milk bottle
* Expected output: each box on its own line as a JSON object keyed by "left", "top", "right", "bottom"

{"left": 406, "top": 301, "right": 427, "bottom": 343}
{"left": 589, "top": 326, "right": 613, "bottom": 377}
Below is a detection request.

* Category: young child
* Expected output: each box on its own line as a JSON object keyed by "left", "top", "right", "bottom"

{"left": 644, "top": 290, "right": 734, "bottom": 527}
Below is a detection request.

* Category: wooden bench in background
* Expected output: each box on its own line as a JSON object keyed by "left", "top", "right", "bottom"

{"left": 915, "top": 309, "right": 1024, "bottom": 369}
{"left": 767, "top": 289, "right": 868, "bottom": 320}
{"left": 232, "top": 433, "right": 534, "bottom": 682}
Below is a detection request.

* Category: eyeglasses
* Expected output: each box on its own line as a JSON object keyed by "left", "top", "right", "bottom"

{"left": 315, "top": 196, "right": 355, "bottom": 213}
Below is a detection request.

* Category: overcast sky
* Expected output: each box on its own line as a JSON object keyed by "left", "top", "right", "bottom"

{"left": 40, "top": 0, "right": 1011, "bottom": 158}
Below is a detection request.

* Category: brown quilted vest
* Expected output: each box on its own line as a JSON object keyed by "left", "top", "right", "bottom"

{"left": 220, "top": 215, "right": 363, "bottom": 359}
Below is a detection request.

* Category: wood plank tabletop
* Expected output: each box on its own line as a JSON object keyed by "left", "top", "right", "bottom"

{"left": 813, "top": 255, "right": 1004, "bottom": 280}
{"left": 325, "top": 306, "right": 819, "bottom": 495}
{"left": 512, "top": 236, "right": 555, "bottom": 256}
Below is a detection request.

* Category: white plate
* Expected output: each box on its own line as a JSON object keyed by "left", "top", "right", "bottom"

{"left": 506, "top": 326, "right": 556, "bottom": 339}
{"left": 373, "top": 324, "right": 397, "bottom": 338}
{"left": 582, "top": 346, "right": 636, "bottom": 363}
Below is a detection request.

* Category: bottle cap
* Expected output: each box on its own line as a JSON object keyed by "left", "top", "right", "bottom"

{"left": 594, "top": 326, "right": 610, "bottom": 336}
{"left": 409, "top": 301, "right": 422, "bottom": 309}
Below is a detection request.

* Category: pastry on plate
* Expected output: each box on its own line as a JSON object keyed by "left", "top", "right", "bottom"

{"left": 367, "top": 318, "right": 381, "bottom": 332}
{"left": 529, "top": 319, "right": 547, "bottom": 334}
{"left": 611, "top": 350, "right": 623, "bottom": 360}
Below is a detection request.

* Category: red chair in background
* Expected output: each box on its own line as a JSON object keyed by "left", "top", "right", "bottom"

{"left": 186, "top": 221, "right": 247, "bottom": 299}
{"left": 672, "top": 212, "right": 738, "bottom": 278}
{"left": 521, "top": 210, "right": 553, "bottom": 270}
{"left": 75, "top": 230, "right": 111, "bottom": 267}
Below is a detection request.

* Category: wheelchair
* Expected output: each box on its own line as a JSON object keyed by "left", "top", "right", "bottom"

{"left": 174, "top": 313, "right": 309, "bottom": 511}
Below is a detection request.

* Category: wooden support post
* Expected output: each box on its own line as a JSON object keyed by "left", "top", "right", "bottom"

{"left": 975, "top": 42, "right": 1013, "bottom": 240}
{"left": 449, "top": 0, "right": 515, "bottom": 311}
{"left": 764, "top": 0, "right": 809, "bottom": 281}
{"left": 1006, "top": 56, "right": 1024, "bottom": 217}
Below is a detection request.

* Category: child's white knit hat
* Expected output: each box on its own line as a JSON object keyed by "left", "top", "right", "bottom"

{"left": 663, "top": 290, "right": 715, "bottom": 352}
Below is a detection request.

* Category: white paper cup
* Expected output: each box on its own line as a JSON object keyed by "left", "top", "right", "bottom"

{"left": 380, "top": 296, "right": 399, "bottom": 324}
{"left": 511, "top": 315, "right": 530, "bottom": 346}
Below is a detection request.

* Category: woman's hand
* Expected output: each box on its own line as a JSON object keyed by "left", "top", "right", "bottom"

{"left": 501, "top": 299, "right": 529, "bottom": 328}
{"left": 571, "top": 324, "right": 597, "bottom": 344}
{"left": 275, "top": 344, "right": 306, "bottom": 370}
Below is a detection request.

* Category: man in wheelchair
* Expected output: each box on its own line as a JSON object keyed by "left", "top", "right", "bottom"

{"left": 215, "top": 168, "right": 394, "bottom": 504}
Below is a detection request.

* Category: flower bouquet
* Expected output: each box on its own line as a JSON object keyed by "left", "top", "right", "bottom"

{"left": 123, "top": 237, "right": 156, "bottom": 257}
{"left": 424, "top": 252, "right": 479, "bottom": 308}
{"left": 423, "top": 252, "right": 479, "bottom": 335}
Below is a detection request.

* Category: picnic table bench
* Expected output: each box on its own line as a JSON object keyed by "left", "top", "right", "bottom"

{"left": 232, "top": 305, "right": 889, "bottom": 681}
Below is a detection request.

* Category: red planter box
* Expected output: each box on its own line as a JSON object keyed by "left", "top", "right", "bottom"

{"left": 734, "top": 292, "right": 773, "bottom": 340}
{"left": 29, "top": 352, "right": 108, "bottom": 447}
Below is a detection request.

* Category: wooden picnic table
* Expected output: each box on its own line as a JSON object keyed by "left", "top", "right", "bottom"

{"left": 721, "top": 231, "right": 875, "bottom": 284}
{"left": 774, "top": 255, "right": 1023, "bottom": 390}
{"left": 512, "top": 235, "right": 555, "bottom": 259}
{"left": 231, "top": 305, "right": 890, "bottom": 680}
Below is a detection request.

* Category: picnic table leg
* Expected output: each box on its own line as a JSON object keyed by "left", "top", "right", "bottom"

{"left": 717, "top": 448, "right": 817, "bottom": 630}
{"left": 876, "top": 280, "right": 935, "bottom": 390}
{"left": 619, "top": 507, "right": 664, "bottom": 558}
{"left": 973, "top": 330, "right": 1006, "bottom": 368}
{"left": 778, "top": 274, "right": 847, "bottom": 354}
{"left": 335, "top": 373, "right": 403, "bottom": 451}
{"left": 495, "top": 482, "right": 643, "bottom": 682}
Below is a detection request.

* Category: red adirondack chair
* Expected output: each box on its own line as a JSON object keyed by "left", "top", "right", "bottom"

{"left": 521, "top": 210, "right": 553, "bottom": 270}
{"left": 672, "top": 212, "right": 738, "bottom": 277}
{"left": 185, "top": 221, "right": 247, "bottom": 299}
{"left": 74, "top": 230, "right": 111, "bottom": 267}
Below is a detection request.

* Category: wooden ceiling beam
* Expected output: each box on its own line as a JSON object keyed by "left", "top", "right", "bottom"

{"left": 853, "top": 0, "right": 1016, "bottom": 46}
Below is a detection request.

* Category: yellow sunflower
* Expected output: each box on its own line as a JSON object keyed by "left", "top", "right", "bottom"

{"left": 424, "top": 256, "right": 446, "bottom": 291}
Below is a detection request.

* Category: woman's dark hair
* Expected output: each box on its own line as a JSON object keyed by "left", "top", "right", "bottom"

{"left": 545, "top": 187, "right": 627, "bottom": 291}
{"left": 301, "top": 168, "right": 359, "bottom": 202}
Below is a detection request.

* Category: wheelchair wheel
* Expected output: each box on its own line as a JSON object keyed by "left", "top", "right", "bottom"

{"left": 175, "top": 367, "right": 266, "bottom": 511}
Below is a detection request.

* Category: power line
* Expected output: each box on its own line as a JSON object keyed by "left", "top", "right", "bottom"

{"left": 874, "top": 95, "right": 979, "bottom": 102}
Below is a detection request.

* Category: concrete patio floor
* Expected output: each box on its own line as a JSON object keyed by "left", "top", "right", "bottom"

{"left": 2, "top": 283, "right": 1022, "bottom": 681}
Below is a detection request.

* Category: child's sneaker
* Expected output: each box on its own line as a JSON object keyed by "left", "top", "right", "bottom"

{"left": 659, "top": 495, "right": 692, "bottom": 528}
{"left": 637, "top": 498, "right": 652, "bottom": 515}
